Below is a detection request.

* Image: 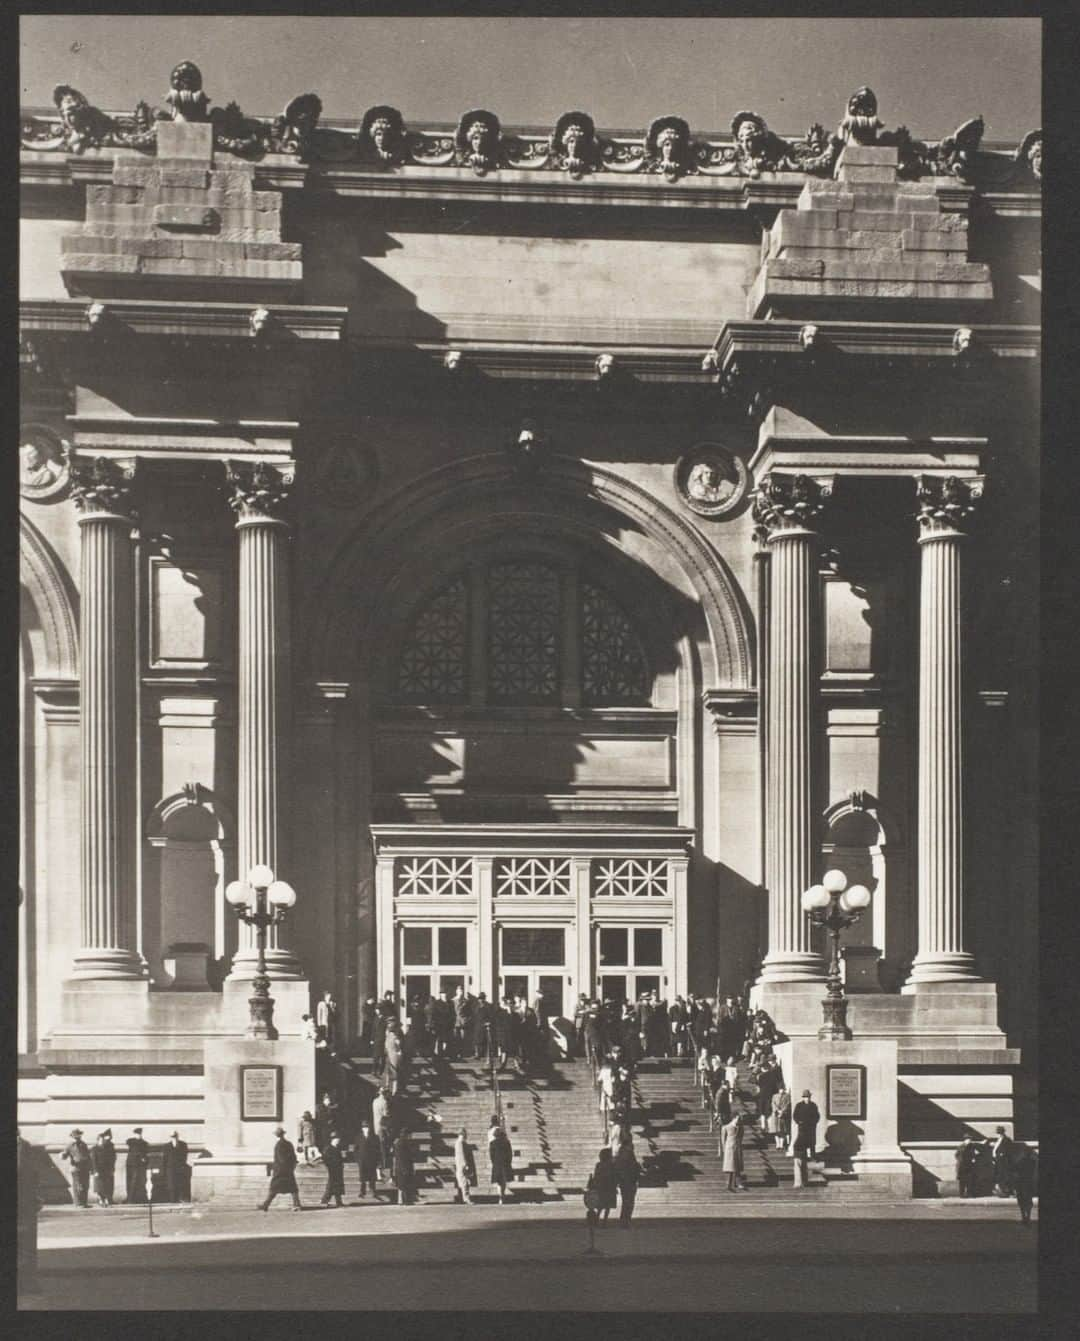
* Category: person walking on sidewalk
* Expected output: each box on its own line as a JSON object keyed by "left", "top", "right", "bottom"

{"left": 162, "top": 1130, "right": 191, "bottom": 1202}
{"left": 954, "top": 1135, "right": 980, "bottom": 1198}
{"left": 259, "top": 1126, "right": 302, "bottom": 1211}
{"left": 355, "top": 1119, "right": 383, "bottom": 1201}
{"left": 613, "top": 1135, "right": 642, "bottom": 1227}
{"left": 991, "top": 1126, "right": 1016, "bottom": 1196}
{"left": 453, "top": 1127, "right": 477, "bottom": 1204}
{"left": 720, "top": 1112, "right": 745, "bottom": 1192}
{"left": 61, "top": 1128, "right": 91, "bottom": 1207}
{"left": 392, "top": 1130, "right": 416, "bottom": 1206}
{"left": 298, "top": 1110, "right": 321, "bottom": 1165}
{"left": 488, "top": 1115, "right": 514, "bottom": 1204}
{"left": 1012, "top": 1143, "right": 1036, "bottom": 1224}
{"left": 793, "top": 1090, "right": 820, "bottom": 1160}
{"left": 586, "top": 1147, "right": 618, "bottom": 1226}
{"left": 319, "top": 1133, "right": 346, "bottom": 1208}
{"left": 125, "top": 1128, "right": 149, "bottom": 1204}
{"left": 771, "top": 1087, "right": 791, "bottom": 1153}
{"left": 91, "top": 1130, "right": 116, "bottom": 1206}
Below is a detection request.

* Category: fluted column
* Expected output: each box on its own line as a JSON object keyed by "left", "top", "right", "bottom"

{"left": 754, "top": 473, "right": 830, "bottom": 984}
{"left": 225, "top": 460, "right": 302, "bottom": 979}
{"left": 906, "top": 475, "right": 983, "bottom": 986}
{"left": 69, "top": 454, "right": 144, "bottom": 978}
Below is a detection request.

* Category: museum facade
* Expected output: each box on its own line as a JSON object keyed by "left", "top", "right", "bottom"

{"left": 18, "top": 68, "right": 1040, "bottom": 1186}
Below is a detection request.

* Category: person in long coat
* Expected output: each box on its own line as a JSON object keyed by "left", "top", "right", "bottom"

{"left": 720, "top": 1113, "right": 745, "bottom": 1192}
{"left": 355, "top": 1120, "right": 383, "bottom": 1200}
{"left": 792, "top": 1090, "right": 820, "bottom": 1160}
{"left": 162, "top": 1130, "right": 190, "bottom": 1202}
{"left": 384, "top": 1023, "right": 405, "bottom": 1096}
{"left": 586, "top": 1147, "right": 618, "bottom": 1225}
{"left": 392, "top": 1131, "right": 416, "bottom": 1206}
{"left": 61, "top": 1129, "right": 92, "bottom": 1207}
{"left": 125, "top": 1128, "right": 150, "bottom": 1203}
{"left": 319, "top": 1133, "right": 346, "bottom": 1207}
{"left": 771, "top": 1087, "right": 792, "bottom": 1152}
{"left": 493, "top": 1001, "right": 513, "bottom": 1069}
{"left": 1012, "top": 1143, "right": 1036, "bottom": 1224}
{"left": 453, "top": 1128, "right": 477, "bottom": 1204}
{"left": 259, "top": 1126, "right": 302, "bottom": 1211}
{"left": 473, "top": 993, "right": 493, "bottom": 1061}
{"left": 613, "top": 1138, "right": 642, "bottom": 1226}
{"left": 90, "top": 1130, "right": 117, "bottom": 1206}
{"left": 488, "top": 1116, "right": 514, "bottom": 1204}
{"left": 372, "top": 1087, "right": 394, "bottom": 1175}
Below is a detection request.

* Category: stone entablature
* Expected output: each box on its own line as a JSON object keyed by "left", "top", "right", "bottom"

{"left": 21, "top": 65, "right": 1041, "bottom": 192}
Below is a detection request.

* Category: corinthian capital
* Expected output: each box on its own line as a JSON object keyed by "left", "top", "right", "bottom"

{"left": 915, "top": 474, "right": 984, "bottom": 538}
{"left": 67, "top": 450, "right": 137, "bottom": 520}
{"left": 751, "top": 472, "right": 832, "bottom": 542}
{"left": 224, "top": 460, "right": 295, "bottom": 523}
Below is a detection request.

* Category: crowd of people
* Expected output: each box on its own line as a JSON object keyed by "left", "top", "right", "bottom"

{"left": 59, "top": 1127, "right": 191, "bottom": 1207}
{"left": 954, "top": 1126, "right": 1039, "bottom": 1222}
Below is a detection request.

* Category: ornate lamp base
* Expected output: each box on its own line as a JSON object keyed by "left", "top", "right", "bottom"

{"left": 247, "top": 973, "right": 279, "bottom": 1041}
{"left": 818, "top": 992, "right": 852, "bottom": 1041}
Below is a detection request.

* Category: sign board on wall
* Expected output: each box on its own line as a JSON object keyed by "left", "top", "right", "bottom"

{"left": 240, "top": 1065, "right": 283, "bottom": 1122}
{"left": 826, "top": 1064, "right": 866, "bottom": 1120}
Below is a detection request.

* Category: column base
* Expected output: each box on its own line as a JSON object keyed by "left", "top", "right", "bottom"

{"left": 70, "top": 948, "right": 148, "bottom": 980}
{"left": 758, "top": 952, "right": 827, "bottom": 985}
{"left": 902, "top": 954, "right": 981, "bottom": 988}
{"left": 227, "top": 948, "right": 305, "bottom": 981}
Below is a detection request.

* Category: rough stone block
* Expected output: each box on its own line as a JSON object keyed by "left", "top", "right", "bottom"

{"left": 119, "top": 236, "right": 184, "bottom": 258}
{"left": 159, "top": 165, "right": 211, "bottom": 189}
{"left": 936, "top": 261, "right": 991, "bottom": 282}
{"left": 112, "top": 162, "right": 158, "bottom": 189}
{"left": 839, "top": 145, "right": 900, "bottom": 166}
{"left": 61, "top": 253, "right": 140, "bottom": 274}
{"left": 152, "top": 204, "right": 221, "bottom": 232}
{"left": 209, "top": 169, "right": 256, "bottom": 192}
{"left": 214, "top": 258, "right": 302, "bottom": 281}
{"left": 900, "top": 229, "right": 966, "bottom": 254}
{"left": 156, "top": 185, "right": 219, "bottom": 206}
{"left": 913, "top": 211, "right": 967, "bottom": 232}
{"left": 840, "top": 164, "right": 901, "bottom": 183}
{"left": 138, "top": 256, "right": 217, "bottom": 276}
{"left": 243, "top": 241, "right": 303, "bottom": 260}
{"left": 85, "top": 202, "right": 153, "bottom": 225}
{"left": 822, "top": 259, "right": 922, "bottom": 282}
{"left": 767, "top": 258, "right": 825, "bottom": 279}
{"left": 846, "top": 231, "right": 905, "bottom": 254}
{"left": 156, "top": 121, "right": 214, "bottom": 161}
{"left": 61, "top": 233, "right": 121, "bottom": 254}
{"left": 218, "top": 227, "right": 285, "bottom": 244}
{"left": 179, "top": 238, "right": 228, "bottom": 259}
{"left": 252, "top": 191, "right": 283, "bottom": 212}
{"left": 797, "top": 182, "right": 856, "bottom": 212}
{"left": 848, "top": 210, "right": 912, "bottom": 231}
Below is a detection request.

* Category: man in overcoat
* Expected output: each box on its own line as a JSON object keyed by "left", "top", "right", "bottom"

{"left": 259, "top": 1125, "right": 302, "bottom": 1211}
{"left": 161, "top": 1130, "right": 190, "bottom": 1202}
{"left": 392, "top": 1130, "right": 416, "bottom": 1206}
{"left": 91, "top": 1130, "right": 117, "bottom": 1206}
{"left": 61, "top": 1128, "right": 91, "bottom": 1207}
{"left": 792, "top": 1090, "right": 820, "bottom": 1159}
{"left": 991, "top": 1126, "right": 1016, "bottom": 1196}
{"left": 320, "top": 1132, "right": 346, "bottom": 1207}
{"left": 125, "top": 1127, "right": 150, "bottom": 1203}
{"left": 355, "top": 1119, "right": 383, "bottom": 1199}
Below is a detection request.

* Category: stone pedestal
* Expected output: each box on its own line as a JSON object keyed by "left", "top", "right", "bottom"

{"left": 192, "top": 1036, "right": 315, "bottom": 1201}
{"left": 776, "top": 1036, "right": 912, "bottom": 1197}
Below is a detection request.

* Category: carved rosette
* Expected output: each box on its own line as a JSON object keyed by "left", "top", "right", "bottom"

{"left": 915, "top": 475, "right": 984, "bottom": 539}
{"left": 751, "top": 472, "right": 831, "bottom": 542}
{"left": 224, "top": 460, "right": 295, "bottom": 525}
{"left": 67, "top": 452, "right": 137, "bottom": 521}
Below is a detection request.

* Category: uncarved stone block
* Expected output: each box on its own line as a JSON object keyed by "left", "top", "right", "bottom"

{"left": 152, "top": 204, "right": 221, "bottom": 232}
{"left": 156, "top": 121, "right": 214, "bottom": 161}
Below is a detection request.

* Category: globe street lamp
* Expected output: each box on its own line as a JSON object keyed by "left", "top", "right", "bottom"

{"left": 801, "top": 870, "right": 871, "bottom": 1041}
{"left": 225, "top": 865, "right": 296, "bottom": 1040}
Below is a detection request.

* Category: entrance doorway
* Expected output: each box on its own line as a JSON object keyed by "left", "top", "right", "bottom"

{"left": 596, "top": 925, "right": 665, "bottom": 1004}
{"left": 399, "top": 924, "right": 469, "bottom": 1008}
{"left": 497, "top": 926, "right": 567, "bottom": 1021}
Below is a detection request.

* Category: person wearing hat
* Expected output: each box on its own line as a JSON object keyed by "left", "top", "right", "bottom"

{"left": 259, "top": 1125, "right": 302, "bottom": 1211}
{"left": 91, "top": 1130, "right": 117, "bottom": 1206}
{"left": 125, "top": 1128, "right": 150, "bottom": 1204}
{"left": 61, "top": 1129, "right": 92, "bottom": 1207}
{"left": 453, "top": 1127, "right": 476, "bottom": 1205}
{"left": 319, "top": 1132, "right": 346, "bottom": 1208}
{"left": 792, "top": 1089, "right": 820, "bottom": 1189}
{"left": 161, "top": 1129, "right": 190, "bottom": 1203}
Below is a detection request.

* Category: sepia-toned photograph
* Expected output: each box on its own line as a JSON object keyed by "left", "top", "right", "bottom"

{"left": 16, "top": 13, "right": 1041, "bottom": 1317}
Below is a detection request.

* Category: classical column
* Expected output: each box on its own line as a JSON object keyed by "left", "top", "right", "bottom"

{"left": 753, "top": 473, "right": 830, "bottom": 984}
{"left": 225, "top": 460, "right": 303, "bottom": 979}
{"left": 905, "top": 475, "right": 983, "bottom": 986}
{"left": 69, "top": 454, "right": 144, "bottom": 978}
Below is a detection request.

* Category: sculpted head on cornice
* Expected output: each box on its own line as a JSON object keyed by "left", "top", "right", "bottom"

{"left": 1018, "top": 129, "right": 1041, "bottom": 181}
{"left": 278, "top": 92, "right": 322, "bottom": 157}
{"left": 839, "top": 85, "right": 883, "bottom": 145}
{"left": 456, "top": 108, "right": 501, "bottom": 175}
{"left": 645, "top": 115, "right": 693, "bottom": 180}
{"left": 166, "top": 61, "right": 210, "bottom": 123}
{"left": 360, "top": 105, "right": 407, "bottom": 164}
{"left": 551, "top": 111, "right": 598, "bottom": 178}
{"left": 52, "top": 85, "right": 105, "bottom": 154}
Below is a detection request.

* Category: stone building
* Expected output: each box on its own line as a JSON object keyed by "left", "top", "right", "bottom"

{"left": 18, "top": 69, "right": 1040, "bottom": 1190}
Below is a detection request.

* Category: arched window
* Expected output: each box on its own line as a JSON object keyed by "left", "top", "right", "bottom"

{"left": 395, "top": 559, "right": 651, "bottom": 707}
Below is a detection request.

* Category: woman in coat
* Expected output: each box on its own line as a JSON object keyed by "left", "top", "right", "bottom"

{"left": 90, "top": 1131, "right": 116, "bottom": 1207}
{"left": 612, "top": 1137, "right": 642, "bottom": 1227}
{"left": 586, "top": 1147, "right": 618, "bottom": 1225}
{"left": 488, "top": 1116, "right": 514, "bottom": 1204}
{"left": 384, "top": 1023, "right": 405, "bottom": 1097}
{"left": 392, "top": 1131, "right": 415, "bottom": 1206}
{"left": 298, "top": 1111, "right": 320, "bottom": 1164}
{"left": 453, "top": 1128, "right": 477, "bottom": 1204}
{"left": 719, "top": 1113, "right": 745, "bottom": 1192}
{"left": 259, "top": 1127, "right": 301, "bottom": 1211}
{"left": 771, "top": 1087, "right": 792, "bottom": 1151}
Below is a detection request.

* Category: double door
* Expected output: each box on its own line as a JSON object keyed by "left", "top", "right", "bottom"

{"left": 497, "top": 924, "right": 567, "bottom": 1021}
{"left": 399, "top": 923, "right": 468, "bottom": 1008}
{"left": 596, "top": 924, "right": 665, "bottom": 1005}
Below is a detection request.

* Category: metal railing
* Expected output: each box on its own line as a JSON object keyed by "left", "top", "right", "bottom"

{"left": 486, "top": 1024, "right": 502, "bottom": 1125}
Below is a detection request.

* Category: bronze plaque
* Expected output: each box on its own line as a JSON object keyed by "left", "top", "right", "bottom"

{"left": 240, "top": 1065, "right": 282, "bottom": 1121}
{"left": 826, "top": 1064, "right": 866, "bottom": 1120}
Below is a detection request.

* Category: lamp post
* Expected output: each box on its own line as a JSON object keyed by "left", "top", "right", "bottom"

{"left": 800, "top": 870, "right": 871, "bottom": 1041}
{"left": 225, "top": 865, "right": 297, "bottom": 1040}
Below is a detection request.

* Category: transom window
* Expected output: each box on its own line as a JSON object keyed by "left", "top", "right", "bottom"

{"left": 394, "top": 559, "right": 651, "bottom": 708}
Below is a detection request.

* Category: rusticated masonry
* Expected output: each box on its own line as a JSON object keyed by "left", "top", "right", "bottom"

{"left": 749, "top": 144, "right": 994, "bottom": 317}
{"left": 60, "top": 121, "right": 301, "bottom": 297}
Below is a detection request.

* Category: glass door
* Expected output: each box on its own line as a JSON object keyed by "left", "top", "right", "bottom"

{"left": 399, "top": 924, "right": 470, "bottom": 1010}
{"left": 596, "top": 925, "right": 666, "bottom": 1002}
{"left": 498, "top": 927, "right": 567, "bottom": 1021}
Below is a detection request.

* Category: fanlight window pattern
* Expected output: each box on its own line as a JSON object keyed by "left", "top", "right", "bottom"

{"left": 396, "top": 577, "right": 468, "bottom": 701}
{"left": 395, "top": 855, "right": 474, "bottom": 897}
{"left": 494, "top": 857, "right": 574, "bottom": 898}
{"left": 591, "top": 857, "right": 669, "bottom": 898}
{"left": 394, "top": 560, "right": 652, "bottom": 708}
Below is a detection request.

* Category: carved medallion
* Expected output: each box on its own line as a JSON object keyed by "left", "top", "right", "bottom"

{"left": 313, "top": 438, "right": 378, "bottom": 508}
{"left": 19, "top": 424, "right": 70, "bottom": 502}
{"left": 674, "top": 444, "right": 748, "bottom": 519}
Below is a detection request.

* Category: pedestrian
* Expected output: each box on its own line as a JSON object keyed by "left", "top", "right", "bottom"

{"left": 430, "top": 991, "right": 453, "bottom": 1059}
{"left": 316, "top": 990, "right": 339, "bottom": 1053}
{"left": 724, "top": 1056, "right": 739, "bottom": 1093}
{"left": 473, "top": 992, "right": 493, "bottom": 1061}
{"left": 613, "top": 1136, "right": 642, "bottom": 1226}
{"left": 315, "top": 1091, "right": 339, "bottom": 1150}
{"left": 360, "top": 995, "right": 377, "bottom": 1053}
{"left": 453, "top": 1127, "right": 477, "bottom": 1204}
{"left": 355, "top": 1119, "right": 383, "bottom": 1200}
{"left": 320, "top": 1133, "right": 346, "bottom": 1208}
{"left": 124, "top": 1127, "right": 150, "bottom": 1204}
{"left": 17, "top": 1128, "right": 41, "bottom": 1295}
{"left": 991, "top": 1126, "right": 1015, "bottom": 1196}
{"left": 488, "top": 1116, "right": 514, "bottom": 1204}
{"left": 493, "top": 999, "right": 512, "bottom": 1069}
{"left": 955, "top": 1135, "right": 980, "bottom": 1198}
{"left": 392, "top": 1130, "right": 416, "bottom": 1206}
{"left": 771, "top": 1087, "right": 791, "bottom": 1152}
{"left": 720, "top": 1112, "right": 745, "bottom": 1192}
{"left": 586, "top": 1147, "right": 618, "bottom": 1226}
{"left": 259, "top": 1125, "right": 302, "bottom": 1211}
{"left": 1012, "top": 1143, "right": 1036, "bottom": 1224}
{"left": 453, "top": 986, "right": 474, "bottom": 1059}
{"left": 91, "top": 1130, "right": 116, "bottom": 1206}
{"left": 584, "top": 1007, "right": 603, "bottom": 1071}
{"left": 372, "top": 1004, "right": 389, "bottom": 1074}
{"left": 160, "top": 1130, "right": 190, "bottom": 1202}
{"left": 792, "top": 1090, "right": 819, "bottom": 1188}
{"left": 385, "top": 1020, "right": 406, "bottom": 1095}
{"left": 61, "top": 1128, "right": 92, "bottom": 1207}
{"left": 298, "top": 1110, "right": 321, "bottom": 1165}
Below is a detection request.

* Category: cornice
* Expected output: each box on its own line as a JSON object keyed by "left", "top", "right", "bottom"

{"left": 19, "top": 298, "right": 347, "bottom": 342}
{"left": 714, "top": 320, "right": 1041, "bottom": 365}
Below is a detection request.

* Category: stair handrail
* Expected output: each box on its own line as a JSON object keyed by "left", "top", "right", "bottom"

{"left": 486, "top": 1023, "right": 502, "bottom": 1124}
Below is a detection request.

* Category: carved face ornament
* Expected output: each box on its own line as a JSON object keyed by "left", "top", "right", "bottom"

{"left": 735, "top": 117, "right": 765, "bottom": 156}
{"left": 372, "top": 117, "right": 394, "bottom": 156}
{"left": 171, "top": 61, "right": 202, "bottom": 93}
{"left": 656, "top": 126, "right": 679, "bottom": 164}
{"left": 849, "top": 86, "right": 877, "bottom": 119}
{"left": 1027, "top": 137, "right": 1041, "bottom": 179}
